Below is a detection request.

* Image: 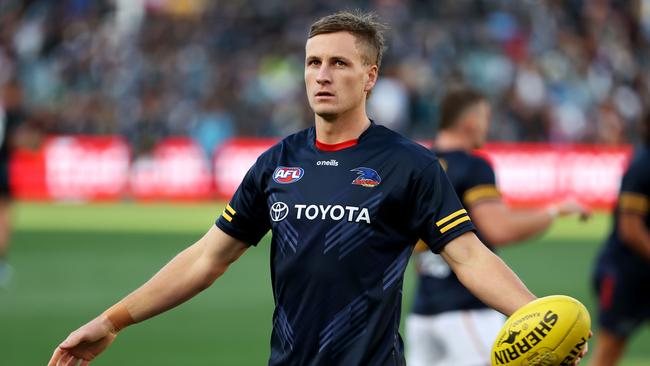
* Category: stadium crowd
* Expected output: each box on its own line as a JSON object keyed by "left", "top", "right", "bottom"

{"left": 1, "top": 0, "right": 649, "bottom": 157}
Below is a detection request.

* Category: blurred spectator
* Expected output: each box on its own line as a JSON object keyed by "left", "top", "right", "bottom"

{"left": 1, "top": 0, "right": 650, "bottom": 152}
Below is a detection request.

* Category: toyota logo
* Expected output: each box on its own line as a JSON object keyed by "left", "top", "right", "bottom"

{"left": 270, "top": 202, "right": 289, "bottom": 222}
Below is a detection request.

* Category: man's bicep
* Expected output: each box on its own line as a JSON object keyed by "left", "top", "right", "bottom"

{"left": 201, "top": 225, "right": 250, "bottom": 267}
{"left": 439, "top": 231, "right": 486, "bottom": 267}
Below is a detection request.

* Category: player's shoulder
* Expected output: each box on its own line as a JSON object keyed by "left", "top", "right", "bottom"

{"left": 625, "top": 145, "right": 650, "bottom": 179}
{"left": 468, "top": 152, "right": 495, "bottom": 173}
{"left": 371, "top": 124, "right": 438, "bottom": 170}
{"left": 630, "top": 145, "right": 650, "bottom": 170}
{"left": 255, "top": 127, "right": 312, "bottom": 163}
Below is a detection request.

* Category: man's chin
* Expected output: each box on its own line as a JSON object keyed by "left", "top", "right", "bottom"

{"left": 314, "top": 110, "right": 339, "bottom": 121}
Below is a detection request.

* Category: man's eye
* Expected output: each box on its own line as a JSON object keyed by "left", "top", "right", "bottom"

{"left": 335, "top": 60, "right": 346, "bottom": 66}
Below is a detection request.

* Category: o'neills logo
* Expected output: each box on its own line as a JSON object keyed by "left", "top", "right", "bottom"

{"left": 317, "top": 159, "right": 339, "bottom": 166}
{"left": 493, "top": 310, "right": 559, "bottom": 365}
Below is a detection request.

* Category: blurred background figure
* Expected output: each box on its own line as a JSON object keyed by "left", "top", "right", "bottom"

{"left": 0, "top": 79, "right": 26, "bottom": 287}
{"left": 589, "top": 115, "right": 650, "bottom": 366}
{"left": 0, "top": 76, "right": 41, "bottom": 288}
{"left": 407, "top": 88, "right": 590, "bottom": 366}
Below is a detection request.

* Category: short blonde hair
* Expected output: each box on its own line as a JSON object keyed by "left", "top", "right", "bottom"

{"left": 309, "top": 10, "right": 387, "bottom": 70}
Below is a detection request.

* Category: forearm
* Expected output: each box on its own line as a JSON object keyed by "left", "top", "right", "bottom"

{"left": 458, "top": 248, "right": 535, "bottom": 315}
{"left": 103, "top": 226, "right": 246, "bottom": 330}
{"left": 473, "top": 202, "right": 554, "bottom": 246}
{"left": 121, "top": 241, "right": 224, "bottom": 323}
{"left": 442, "top": 233, "right": 536, "bottom": 315}
{"left": 496, "top": 209, "right": 553, "bottom": 245}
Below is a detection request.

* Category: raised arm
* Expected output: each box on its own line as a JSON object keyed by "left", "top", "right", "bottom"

{"left": 469, "top": 199, "right": 590, "bottom": 246}
{"left": 48, "top": 225, "right": 249, "bottom": 366}
{"left": 439, "top": 231, "right": 535, "bottom": 316}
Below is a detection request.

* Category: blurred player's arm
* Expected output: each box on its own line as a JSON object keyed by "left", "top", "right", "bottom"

{"left": 48, "top": 225, "right": 248, "bottom": 366}
{"left": 440, "top": 231, "right": 536, "bottom": 316}
{"left": 618, "top": 192, "right": 650, "bottom": 261}
{"left": 469, "top": 198, "right": 590, "bottom": 246}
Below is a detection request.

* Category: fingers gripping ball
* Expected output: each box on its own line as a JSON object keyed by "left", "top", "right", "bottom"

{"left": 491, "top": 295, "right": 591, "bottom": 366}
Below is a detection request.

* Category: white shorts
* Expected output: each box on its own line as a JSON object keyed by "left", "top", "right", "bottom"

{"left": 406, "top": 308, "right": 506, "bottom": 366}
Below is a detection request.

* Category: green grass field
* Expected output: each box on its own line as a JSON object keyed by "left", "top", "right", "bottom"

{"left": 1, "top": 202, "right": 648, "bottom": 365}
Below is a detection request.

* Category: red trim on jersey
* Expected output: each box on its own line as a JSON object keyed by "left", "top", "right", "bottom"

{"left": 315, "top": 139, "right": 358, "bottom": 151}
{"left": 600, "top": 274, "right": 615, "bottom": 310}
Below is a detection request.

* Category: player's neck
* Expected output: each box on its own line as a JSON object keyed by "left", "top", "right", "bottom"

{"left": 314, "top": 108, "right": 371, "bottom": 144}
{"left": 435, "top": 131, "right": 474, "bottom": 152}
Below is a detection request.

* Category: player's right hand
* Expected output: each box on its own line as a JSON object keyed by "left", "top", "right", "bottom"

{"left": 48, "top": 315, "right": 117, "bottom": 366}
{"left": 556, "top": 198, "right": 592, "bottom": 221}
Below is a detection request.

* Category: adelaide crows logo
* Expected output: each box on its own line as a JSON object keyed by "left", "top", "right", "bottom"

{"left": 351, "top": 167, "right": 381, "bottom": 187}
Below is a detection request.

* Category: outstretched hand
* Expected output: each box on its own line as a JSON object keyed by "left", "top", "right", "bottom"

{"left": 48, "top": 316, "right": 117, "bottom": 366}
{"left": 556, "top": 199, "right": 592, "bottom": 222}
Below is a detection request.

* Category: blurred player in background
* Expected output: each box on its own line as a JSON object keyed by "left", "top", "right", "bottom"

{"left": 406, "top": 88, "right": 591, "bottom": 366}
{"left": 589, "top": 114, "right": 650, "bottom": 366}
{"left": 0, "top": 79, "right": 27, "bottom": 288}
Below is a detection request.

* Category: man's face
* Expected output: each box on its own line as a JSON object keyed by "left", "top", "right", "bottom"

{"left": 465, "top": 101, "right": 491, "bottom": 148}
{"left": 304, "top": 31, "right": 377, "bottom": 120}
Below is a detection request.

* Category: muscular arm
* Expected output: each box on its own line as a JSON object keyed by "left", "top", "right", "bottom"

{"left": 440, "top": 232, "right": 536, "bottom": 316}
{"left": 49, "top": 225, "right": 249, "bottom": 366}
{"left": 119, "top": 225, "right": 249, "bottom": 323}
{"left": 619, "top": 212, "right": 650, "bottom": 261}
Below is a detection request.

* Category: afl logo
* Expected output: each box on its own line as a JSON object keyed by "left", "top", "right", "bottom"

{"left": 270, "top": 202, "right": 289, "bottom": 222}
{"left": 273, "top": 167, "right": 304, "bottom": 184}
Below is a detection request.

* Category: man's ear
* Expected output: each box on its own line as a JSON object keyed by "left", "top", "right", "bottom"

{"left": 364, "top": 64, "right": 378, "bottom": 92}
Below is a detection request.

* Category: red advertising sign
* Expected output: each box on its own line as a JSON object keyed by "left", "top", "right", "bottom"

{"left": 130, "top": 137, "right": 212, "bottom": 200}
{"left": 213, "top": 138, "right": 278, "bottom": 198}
{"left": 9, "top": 136, "right": 635, "bottom": 209}
{"left": 478, "top": 144, "right": 633, "bottom": 209}
{"left": 43, "top": 136, "right": 130, "bottom": 200}
{"left": 10, "top": 147, "right": 47, "bottom": 200}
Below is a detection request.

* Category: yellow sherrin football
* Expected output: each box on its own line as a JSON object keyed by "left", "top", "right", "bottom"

{"left": 491, "top": 295, "right": 591, "bottom": 366}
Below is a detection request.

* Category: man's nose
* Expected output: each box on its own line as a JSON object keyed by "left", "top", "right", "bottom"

{"left": 316, "top": 65, "right": 331, "bottom": 84}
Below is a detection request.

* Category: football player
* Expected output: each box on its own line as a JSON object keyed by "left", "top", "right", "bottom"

{"left": 48, "top": 12, "right": 586, "bottom": 366}
{"left": 0, "top": 80, "right": 28, "bottom": 288}
{"left": 589, "top": 114, "right": 650, "bottom": 366}
{"left": 406, "top": 88, "right": 590, "bottom": 366}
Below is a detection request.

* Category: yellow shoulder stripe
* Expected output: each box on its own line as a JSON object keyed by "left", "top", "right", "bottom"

{"left": 221, "top": 203, "right": 236, "bottom": 222}
{"left": 225, "top": 204, "right": 236, "bottom": 215}
{"left": 619, "top": 192, "right": 649, "bottom": 213}
{"left": 463, "top": 185, "right": 500, "bottom": 206}
{"left": 436, "top": 209, "right": 467, "bottom": 227}
{"left": 440, "top": 216, "right": 471, "bottom": 234}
